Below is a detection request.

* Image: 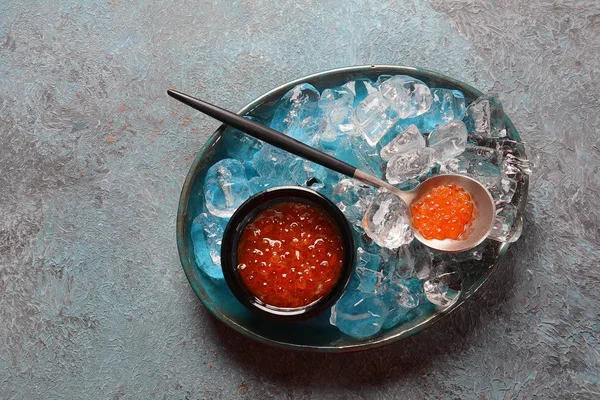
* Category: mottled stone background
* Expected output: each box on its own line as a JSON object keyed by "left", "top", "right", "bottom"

{"left": 1, "top": 0, "right": 599, "bottom": 399}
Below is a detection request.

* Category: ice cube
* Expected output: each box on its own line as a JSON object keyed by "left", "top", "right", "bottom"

{"left": 353, "top": 228, "right": 384, "bottom": 256}
{"left": 331, "top": 136, "right": 383, "bottom": 177}
{"left": 309, "top": 169, "right": 340, "bottom": 196}
{"left": 251, "top": 145, "right": 294, "bottom": 181}
{"left": 357, "top": 247, "right": 381, "bottom": 270}
{"left": 289, "top": 156, "right": 329, "bottom": 188}
{"left": 377, "top": 116, "right": 424, "bottom": 149}
{"left": 380, "top": 124, "right": 426, "bottom": 161}
{"left": 465, "top": 94, "right": 507, "bottom": 138}
{"left": 320, "top": 86, "right": 354, "bottom": 111}
{"left": 289, "top": 158, "right": 309, "bottom": 185}
{"left": 318, "top": 129, "right": 342, "bottom": 151}
{"left": 356, "top": 268, "right": 385, "bottom": 294}
{"left": 489, "top": 203, "right": 523, "bottom": 243}
{"left": 460, "top": 145, "right": 503, "bottom": 177}
{"left": 503, "top": 153, "right": 535, "bottom": 176}
{"left": 306, "top": 177, "right": 325, "bottom": 193}
{"left": 332, "top": 179, "right": 375, "bottom": 226}
{"left": 288, "top": 157, "right": 325, "bottom": 186}
{"left": 319, "top": 86, "right": 355, "bottom": 139}
{"left": 284, "top": 116, "right": 326, "bottom": 147}
{"left": 379, "top": 75, "right": 433, "bottom": 118}
{"left": 270, "top": 83, "right": 320, "bottom": 132}
{"left": 352, "top": 92, "right": 399, "bottom": 146}
{"left": 421, "top": 88, "right": 466, "bottom": 132}
{"left": 362, "top": 189, "right": 414, "bottom": 249}
{"left": 329, "top": 290, "right": 389, "bottom": 339}
{"left": 385, "top": 147, "right": 435, "bottom": 184}
{"left": 423, "top": 262, "right": 462, "bottom": 308}
{"left": 388, "top": 280, "right": 420, "bottom": 308}
{"left": 379, "top": 245, "right": 400, "bottom": 266}
{"left": 381, "top": 280, "right": 420, "bottom": 329}
{"left": 440, "top": 157, "right": 470, "bottom": 174}
{"left": 375, "top": 74, "right": 393, "bottom": 87}
{"left": 342, "top": 78, "right": 378, "bottom": 107}
{"left": 435, "top": 240, "right": 488, "bottom": 263}
{"left": 354, "top": 247, "right": 385, "bottom": 294}
{"left": 427, "top": 121, "right": 468, "bottom": 163}
{"left": 204, "top": 158, "right": 252, "bottom": 218}
{"left": 248, "top": 176, "right": 284, "bottom": 194}
{"left": 475, "top": 174, "right": 518, "bottom": 204}
{"left": 353, "top": 138, "right": 385, "bottom": 176}
{"left": 329, "top": 108, "right": 355, "bottom": 135}
{"left": 497, "top": 139, "right": 538, "bottom": 177}
{"left": 389, "top": 240, "right": 433, "bottom": 281}
{"left": 223, "top": 116, "right": 263, "bottom": 161}
{"left": 190, "top": 214, "right": 227, "bottom": 279}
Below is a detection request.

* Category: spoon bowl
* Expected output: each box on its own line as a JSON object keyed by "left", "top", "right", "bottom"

{"left": 407, "top": 174, "right": 495, "bottom": 252}
{"left": 354, "top": 170, "right": 496, "bottom": 252}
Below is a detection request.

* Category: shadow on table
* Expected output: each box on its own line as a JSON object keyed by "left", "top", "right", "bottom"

{"left": 206, "top": 211, "right": 538, "bottom": 393}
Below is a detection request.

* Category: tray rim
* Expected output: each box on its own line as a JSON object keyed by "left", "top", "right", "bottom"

{"left": 175, "top": 65, "right": 527, "bottom": 353}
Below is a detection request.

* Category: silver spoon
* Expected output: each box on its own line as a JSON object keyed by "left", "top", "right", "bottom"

{"left": 167, "top": 89, "right": 496, "bottom": 252}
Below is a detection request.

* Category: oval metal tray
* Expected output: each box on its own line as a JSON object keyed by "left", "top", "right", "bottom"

{"left": 176, "top": 65, "right": 529, "bottom": 352}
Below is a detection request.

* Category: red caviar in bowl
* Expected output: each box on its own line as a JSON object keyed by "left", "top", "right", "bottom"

{"left": 410, "top": 183, "right": 476, "bottom": 240}
{"left": 236, "top": 202, "right": 344, "bottom": 308}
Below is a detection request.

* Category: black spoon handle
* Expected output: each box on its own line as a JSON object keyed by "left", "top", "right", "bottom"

{"left": 167, "top": 89, "right": 357, "bottom": 178}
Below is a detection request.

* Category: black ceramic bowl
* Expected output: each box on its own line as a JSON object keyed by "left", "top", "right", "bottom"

{"left": 221, "top": 186, "right": 355, "bottom": 321}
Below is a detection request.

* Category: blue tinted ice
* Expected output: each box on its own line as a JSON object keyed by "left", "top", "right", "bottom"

{"left": 356, "top": 247, "right": 381, "bottom": 271}
{"left": 356, "top": 267, "right": 385, "bottom": 294}
{"left": 330, "top": 136, "right": 382, "bottom": 177}
{"left": 284, "top": 116, "right": 325, "bottom": 147}
{"left": 390, "top": 240, "right": 433, "bottom": 281}
{"left": 190, "top": 213, "right": 227, "bottom": 279}
{"left": 352, "top": 92, "right": 399, "bottom": 146}
{"left": 319, "top": 86, "right": 355, "bottom": 142}
{"left": 288, "top": 157, "right": 312, "bottom": 186}
{"left": 379, "top": 75, "right": 433, "bottom": 119}
{"left": 204, "top": 158, "right": 252, "bottom": 218}
{"left": 248, "top": 176, "right": 284, "bottom": 194}
{"left": 381, "top": 280, "right": 420, "bottom": 329}
{"left": 421, "top": 88, "right": 466, "bottom": 132}
{"left": 289, "top": 156, "right": 329, "bottom": 188}
{"left": 342, "top": 77, "right": 378, "bottom": 107}
{"left": 270, "top": 83, "right": 320, "bottom": 132}
{"left": 329, "top": 290, "right": 389, "bottom": 339}
{"left": 251, "top": 145, "right": 294, "bottom": 181}
{"left": 354, "top": 247, "right": 385, "bottom": 294}
{"left": 223, "top": 116, "right": 263, "bottom": 161}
